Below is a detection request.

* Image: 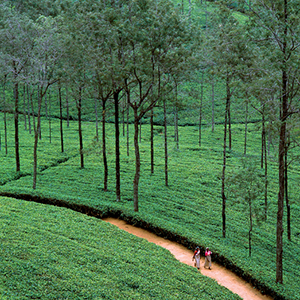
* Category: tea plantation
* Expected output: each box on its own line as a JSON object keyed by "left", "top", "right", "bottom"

{"left": 0, "top": 112, "right": 299, "bottom": 299}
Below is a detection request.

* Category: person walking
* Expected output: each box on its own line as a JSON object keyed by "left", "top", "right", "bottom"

{"left": 192, "top": 246, "right": 201, "bottom": 270}
{"left": 204, "top": 247, "right": 212, "bottom": 270}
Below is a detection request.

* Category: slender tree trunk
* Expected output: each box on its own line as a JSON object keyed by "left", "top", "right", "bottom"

{"left": 122, "top": 102, "right": 125, "bottom": 137}
{"left": 126, "top": 92, "right": 130, "bottom": 157}
{"left": 211, "top": 77, "right": 215, "bottom": 133}
{"left": 37, "top": 87, "right": 42, "bottom": 140}
{"left": 3, "top": 113, "right": 7, "bottom": 155}
{"left": 227, "top": 100, "right": 232, "bottom": 150}
{"left": 48, "top": 90, "right": 52, "bottom": 143}
{"left": 23, "top": 84, "right": 27, "bottom": 130}
{"left": 78, "top": 86, "right": 84, "bottom": 168}
{"left": 249, "top": 200, "right": 252, "bottom": 257}
{"left": 285, "top": 138, "right": 291, "bottom": 240}
{"left": 59, "top": 83, "right": 64, "bottom": 153}
{"left": 244, "top": 101, "right": 248, "bottom": 156}
{"left": 150, "top": 108, "right": 154, "bottom": 174}
{"left": 95, "top": 96, "right": 99, "bottom": 142}
{"left": 199, "top": 72, "right": 204, "bottom": 146}
{"left": 164, "top": 100, "right": 168, "bottom": 186}
{"left": 264, "top": 124, "right": 268, "bottom": 220}
{"left": 114, "top": 90, "right": 121, "bottom": 201}
{"left": 268, "top": 121, "right": 272, "bottom": 156}
{"left": 45, "top": 86, "right": 48, "bottom": 132}
{"left": 27, "top": 85, "right": 31, "bottom": 135}
{"left": 226, "top": 72, "right": 232, "bottom": 150}
{"left": 2, "top": 75, "right": 8, "bottom": 155}
{"left": 139, "top": 119, "right": 142, "bottom": 143}
{"left": 133, "top": 111, "right": 140, "bottom": 212}
{"left": 174, "top": 105, "right": 179, "bottom": 150}
{"left": 102, "top": 100, "right": 108, "bottom": 192}
{"left": 33, "top": 88, "right": 43, "bottom": 190}
{"left": 222, "top": 94, "right": 229, "bottom": 238}
{"left": 174, "top": 83, "right": 179, "bottom": 150}
{"left": 30, "top": 88, "right": 36, "bottom": 134}
{"left": 261, "top": 106, "right": 265, "bottom": 168}
{"left": 13, "top": 71, "right": 20, "bottom": 172}
{"left": 66, "top": 86, "right": 70, "bottom": 127}
{"left": 276, "top": 0, "right": 288, "bottom": 284}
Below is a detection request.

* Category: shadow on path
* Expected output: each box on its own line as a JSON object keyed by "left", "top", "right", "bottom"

{"left": 104, "top": 217, "right": 273, "bottom": 300}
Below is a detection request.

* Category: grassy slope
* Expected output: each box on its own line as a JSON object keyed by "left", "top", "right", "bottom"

{"left": 0, "top": 112, "right": 299, "bottom": 300}
{"left": 0, "top": 2, "right": 299, "bottom": 299}
{"left": 0, "top": 197, "right": 241, "bottom": 299}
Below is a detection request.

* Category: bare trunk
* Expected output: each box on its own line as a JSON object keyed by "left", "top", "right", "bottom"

{"left": 23, "top": 85, "right": 27, "bottom": 130}
{"left": 226, "top": 73, "right": 232, "bottom": 150}
{"left": 122, "top": 103, "right": 125, "bottom": 138}
{"left": 14, "top": 76, "right": 20, "bottom": 172}
{"left": 33, "top": 88, "right": 43, "bottom": 190}
{"left": 114, "top": 90, "right": 121, "bottom": 201}
{"left": 37, "top": 87, "right": 42, "bottom": 140}
{"left": 59, "top": 83, "right": 64, "bottom": 153}
{"left": 261, "top": 107, "right": 265, "bottom": 168}
{"left": 126, "top": 90, "right": 130, "bottom": 157}
{"left": 199, "top": 72, "right": 204, "bottom": 146}
{"left": 222, "top": 94, "right": 229, "bottom": 238}
{"left": 249, "top": 200, "right": 252, "bottom": 257}
{"left": 211, "top": 77, "right": 215, "bottom": 133}
{"left": 66, "top": 87, "right": 70, "bottom": 127}
{"left": 4, "top": 110, "right": 7, "bottom": 155}
{"left": 174, "top": 84, "right": 179, "bottom": 150}
{"left": 133, "top": 111, "right": 140, "bottom": 212}
{"left": 164, "top": 100, "right": 168, "bottom": 186}
{"left": 95, "top": 96, "right": 99, "bottom": 142}
{"left": 2, "top": 75, "right": 8, "bottom": 155}
{"left": 244, "top": 101, "right": 248, "bottom": 156}
{"left": 174, "top": 106, "right": 179, "bottom": 150}
{"left": 30, "top": 88, "right": 36, "bottom": 134}
{"left": 102, "top": 100, "right": 108, "bottom": 192}
{"left": 264, "top": 127, "right": 268, "bottom": 221}
{"left": 78, "top": 87, "right": 84, "bottom": 168}
{"left": 139, "top": 120, "right": 142, "bottom": 143}
{"left": 150, "top": 108, "right": 154, "bottom": 174}
{"left": 276, "top": 0, "right": 287, "bottom": 284}
{"left": 285, "top": 139, "right": 291, "bottom": 240}
{"left": 27, "top": 85, "right": 31, "bottom": 135}
{"left": 48, "top": 90, "right": 52, "bottom": 143}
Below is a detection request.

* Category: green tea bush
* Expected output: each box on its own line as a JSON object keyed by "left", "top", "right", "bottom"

{"left": 0, "top": 111, "right": 299, "bottom": 300}
{"left": 0, "top": 197, "right": 241, "bottom": 299}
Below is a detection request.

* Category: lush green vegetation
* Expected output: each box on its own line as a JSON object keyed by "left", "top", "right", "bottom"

{"left": 0, "top": 196, "right": 242, "bottom": 299}
{"left": 1, "top": 0, "right": 300, "bottom": 299}
{"left": 0, "top": 112, "right": 299, "bottom": 299}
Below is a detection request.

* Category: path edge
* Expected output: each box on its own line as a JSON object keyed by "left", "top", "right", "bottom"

{"left": 0, "top": 191, "right": 285, "bottom": 300}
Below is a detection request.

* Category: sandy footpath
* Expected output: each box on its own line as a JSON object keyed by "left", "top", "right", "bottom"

{"left": 103, "top": 218, "right": 273, "bottom": 300}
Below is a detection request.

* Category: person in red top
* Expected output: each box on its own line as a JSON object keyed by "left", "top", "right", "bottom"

{"left": 204, "top": 247, "right": 212, "bottom": 270}
{"left": 192, "top": 246, "right": 201, "bottom": 270}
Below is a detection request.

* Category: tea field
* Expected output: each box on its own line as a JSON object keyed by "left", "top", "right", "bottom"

{"left": 0, "top": 112, "right": 300, "bottom": 299}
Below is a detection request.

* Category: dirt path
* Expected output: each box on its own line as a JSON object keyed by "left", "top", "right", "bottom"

{"left": 103, "top": 218, "right": 273, "bottom": 300}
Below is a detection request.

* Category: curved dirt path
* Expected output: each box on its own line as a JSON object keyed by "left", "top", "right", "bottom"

{"left": 103, "top": 218, "right": 273, "bottom": 300}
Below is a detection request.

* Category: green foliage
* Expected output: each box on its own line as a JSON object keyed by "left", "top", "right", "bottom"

{"left": 226, "top": 158, "right": 265, "bottom": 220}
{"left": 0, "top": 113, "right": 300, "bottom": 299}
{"left": 0, "top": 197, "right": 241, "bottom": 299}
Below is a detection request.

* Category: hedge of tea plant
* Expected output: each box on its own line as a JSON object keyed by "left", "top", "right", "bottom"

{"left": 0, "top": 113, "right": 300, "bottom": 300}
{"left": 0, "top": 197, "right": 241, "bottom": 300}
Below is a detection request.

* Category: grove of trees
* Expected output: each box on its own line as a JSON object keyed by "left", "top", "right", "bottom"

{"left": 1, "top": 0, "right": 300, "bottom": 286}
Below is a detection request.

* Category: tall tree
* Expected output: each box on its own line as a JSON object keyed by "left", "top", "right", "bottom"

{"left": 207, "top": 5, "right": 253, "bottom": 237}
{"left": 227, "top": 159, "right": 264, "bottom": 257}
{"left": 240, "top": 0, "right": 300, "bottom": 283}
{"left": 123, "top": 0, "right": 196, "bottom": 210}
{"left": 31, "top": 15, "right": 62, "bottom": 189}
{"left": 0, "top": 5, "right": 37, "bottom": 172}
